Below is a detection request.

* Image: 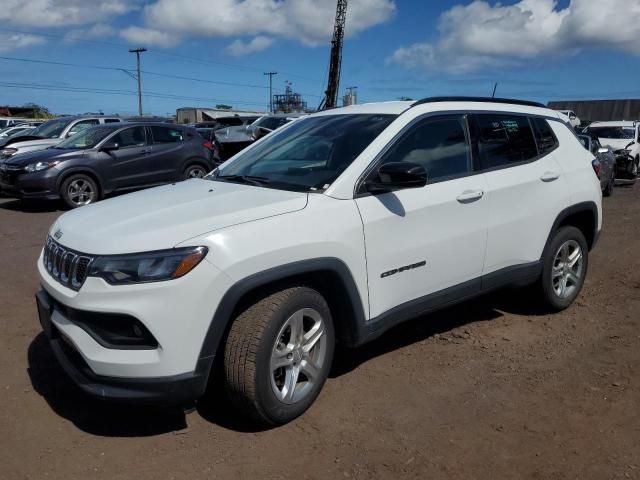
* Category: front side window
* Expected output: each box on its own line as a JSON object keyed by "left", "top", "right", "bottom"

{"left": 475, "top": 114, "right": 538, "bottom": 169}
{"left": 378, "top": 115, "right": 471, "bottom": 182}
{"left": 151, "top": 126, "right": 183, "bottom": 144}
{"left": 213, "top": 114, "right": 396, "bottom": 192}
{"left": 67, "top": 119, "right": 100, "bottom": 137}
{"left": 110, "top": 127, "right": 147, "bottom": 148}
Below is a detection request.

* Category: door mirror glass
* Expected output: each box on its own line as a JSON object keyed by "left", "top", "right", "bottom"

{"left": 366, "top": 162, "right": 427, "bottom": 193}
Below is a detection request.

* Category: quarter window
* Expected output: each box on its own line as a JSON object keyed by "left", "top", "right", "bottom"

{"left": 151, "top": 126, "right": 184, "bottom": 144}
{"left": 111, "top": 127, "right": 146, "bottom": 148}
{"left": 379, "top": 115, "right": 471, "bottom": 182}
{"left": 475, "top": 114, "right": 538, "bottom": 168}
{"left": 532, "top": 117, "right": 559, "bottom": 156}
{"left": 104, "top": 119, "right": 121, "bottom": 124}
{"left": 67, "top": 119, "right": 99, "bottom": 137}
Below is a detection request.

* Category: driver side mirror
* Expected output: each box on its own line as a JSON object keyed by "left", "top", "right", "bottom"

{"left": 365, "top": 162, "right": 427, "bottom": 194}
{"left": 100, "top": 141, "right": 119, "bottom": 152}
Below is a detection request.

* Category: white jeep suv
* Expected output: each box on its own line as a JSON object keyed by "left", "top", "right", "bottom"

{"left": 36, "top": 97, "right": 602, "bottom": 425}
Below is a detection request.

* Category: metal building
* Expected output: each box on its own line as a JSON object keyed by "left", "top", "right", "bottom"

{"left": 547, "top": 99, "right": 640, "bottom": 122}
{"left": 176, "top": 107, "right": 265, "bottom": 124}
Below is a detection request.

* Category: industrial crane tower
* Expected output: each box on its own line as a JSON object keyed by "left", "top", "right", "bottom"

{"left": 319, "top": 0, "right": 347, "bottom": 110}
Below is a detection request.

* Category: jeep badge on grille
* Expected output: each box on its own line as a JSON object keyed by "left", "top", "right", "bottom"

{"left": 53, "top": 229, "right": 63, "bottom": 240}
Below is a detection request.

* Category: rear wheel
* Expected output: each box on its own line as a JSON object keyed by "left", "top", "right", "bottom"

{"left": 539, "top": 226, "right": 588, "bottom": 311}
{"left": 183, "top": 164, "right": 208, "bottom": 179}
{"left": 223, "top": 286, "right": 335, "bottom": 425}
{"left": 60, "top": 174, "right": 99, "bottom": 209}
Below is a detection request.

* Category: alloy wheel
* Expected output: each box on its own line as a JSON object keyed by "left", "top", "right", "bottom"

{"left": 270, "top": 308, "right": 328, "bottom": 405}
{"left": 551, "top": 239, "right": 584, "bottom": 299}
{"left": 67, "top": 179, "right": 95, "bottom": 206}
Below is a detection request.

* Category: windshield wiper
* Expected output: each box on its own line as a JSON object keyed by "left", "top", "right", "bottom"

{"left": 216, "top": 174, "right": 271, "bottom": 186}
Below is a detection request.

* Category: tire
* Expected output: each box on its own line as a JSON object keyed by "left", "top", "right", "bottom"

{"left": 183, "top": 164, "right": 208, "bottom": 180}
{"left": 60, "top": 174, "right": 99, "bottom": 209}
{"left": 539, "top": 226, "right": 589, "bottom": 311}
{"left": 223, "top": 286, "right": 335, "bottom": 425}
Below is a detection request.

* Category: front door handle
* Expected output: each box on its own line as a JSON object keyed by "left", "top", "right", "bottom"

{"left": 456, "top": 189, "right": 484, "bottom": 203}
{"left": 540, "top": 171, "right": 560, "bottom": 182}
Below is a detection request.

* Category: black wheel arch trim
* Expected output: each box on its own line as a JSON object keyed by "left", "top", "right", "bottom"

{"left": 544, "top": 201, "right": 600, "bottom": 252}
{"left": 56, "top": 167, "right": 105, "bottom": 195}
{"left": 194, "top": 257, "right": 367, "bottom": 379}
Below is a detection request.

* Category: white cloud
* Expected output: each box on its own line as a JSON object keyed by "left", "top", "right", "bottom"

{"left": 120, "top": 26, "right": 178, "bottom": 48}
{"left": 226, "top": 36, "right": 275, "bottom": 56}
{"left": 64, "top": 23, "right": 116, "bottom": 43}
{"left": 0, "top": 0, "right": 140, "bottom": 27}
{"left": 390, "top": 0, "right": 640, "bottom": 74}
{"left": 131, "top": 0, "right": 395, "bottom": 48}
{"left": 0, "top": 33, "right": 45, "bottom": 52}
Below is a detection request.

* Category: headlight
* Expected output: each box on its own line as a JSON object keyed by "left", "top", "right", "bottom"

{"left": 1, "top": 148, "right": 17, "bottom": 157}
{"left": 88, "top": 246, "right": 208, "bottom": 285}
{"left": 25, "top": 161, "right": 59, "bottom": 172}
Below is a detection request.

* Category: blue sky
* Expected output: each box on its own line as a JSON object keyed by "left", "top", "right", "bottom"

{"left": 1, "top": 0, "right": 639, "bottom": 116}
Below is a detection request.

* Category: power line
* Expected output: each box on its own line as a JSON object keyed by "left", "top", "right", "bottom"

{"left": 0, "top": 81, "right": 268, "bottom": 107}
{"left": 0, "top": 55, "right": 321, "bottom": 97}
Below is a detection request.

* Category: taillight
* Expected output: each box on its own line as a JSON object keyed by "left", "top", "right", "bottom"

{"left": 202, "top": 140, "right": 214, "bottom": 151}
{"left": 591, "top": 159, "right": 601, "bottom": 178}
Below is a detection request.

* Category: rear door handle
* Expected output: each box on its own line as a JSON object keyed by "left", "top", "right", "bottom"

{"left": 456, "top": 189, "right": 484, "bottom": 203}
{"left": 540, "top": 171, "right": 560, "bottom": 182}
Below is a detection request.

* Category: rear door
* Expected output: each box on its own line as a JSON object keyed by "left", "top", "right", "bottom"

{"left": 473, "top": 113, "right": 570, "bottom": 276}
{"left": 146, "top": 125, "right": 188, "bottom": 182}
{"left": 98, "top": 126, "right": 151, "bottom": 188}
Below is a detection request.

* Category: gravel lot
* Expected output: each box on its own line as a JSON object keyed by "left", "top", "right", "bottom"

{"left": 1, "top": 184, "right": 639, "bottom": 480}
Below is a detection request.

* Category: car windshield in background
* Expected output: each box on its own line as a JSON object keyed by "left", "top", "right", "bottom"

{"left": 213, "top": 114, "right": 396, "bottom": 192}
{"left": 31, "top": 118, "right": 71, "bottom": 139}
{"left": 55, "top": 126, "right": 113, "bottom": 149}
{"left": 588, "top": 127, "right": 635, "bottom": 139}
{"left": 253, "top": 117, "right": 292, "bottom": 131}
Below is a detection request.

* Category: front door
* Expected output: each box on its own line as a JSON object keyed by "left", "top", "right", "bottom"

{"left": 99, "top": 126, "right": 151, "bottom": 188}
{"left": 355, "top": 114, "right": 489, "bottom": 319}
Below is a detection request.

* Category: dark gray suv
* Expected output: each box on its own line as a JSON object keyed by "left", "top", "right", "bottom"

{"left": 0, "top": 122, "right": 214, "bottom": 208}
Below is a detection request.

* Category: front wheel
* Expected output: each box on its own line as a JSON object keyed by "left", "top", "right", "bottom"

{"left": 183, "top": 164, "right": 208, "bottom": 180}
{"left": 60, "top": 174, "right": 99, "bottom": 209}
{"left": 539, "top": 226, "right": 589, "bottom": 311}
{"left": 223, "top": 286, "right": 335, "bottom": 425}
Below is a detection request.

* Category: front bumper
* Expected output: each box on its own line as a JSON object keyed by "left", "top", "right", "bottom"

{"left": 36, "top": 249, "right": 233, "bottom": 404}
{"left": 0, "top": 167, "right": 60, "bottom": 200}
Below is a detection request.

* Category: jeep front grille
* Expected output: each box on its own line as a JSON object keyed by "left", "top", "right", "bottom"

{"left": 42, "top": 237, "right": 94, "bottom": 291}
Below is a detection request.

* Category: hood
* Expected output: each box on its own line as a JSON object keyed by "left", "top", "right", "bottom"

{"left": 50, "top": 179, "right": 308, "bottom": 254}
{"left": 10, "top": 138, "right": 60, "bottom": 150}
{"left": 4, "top": 148, "right": 83, "bottom": 166}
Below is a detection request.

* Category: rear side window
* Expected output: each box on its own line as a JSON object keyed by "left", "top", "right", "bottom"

{"left": 104, "top": 119, "right": 121, "bottom": 124}
{"left": 379, "top": 115, "right": 471, "bottom": 182}
{"left": 531, "top": 118, "right": 559, "bottom": 156}
{"left": 151, "top": 126, "right": 183, "bottom": 144}
{"left": 475, "top": 114, "right": 538, "bottom": 169}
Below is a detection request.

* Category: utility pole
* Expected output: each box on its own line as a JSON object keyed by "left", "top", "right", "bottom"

{"left": 129, "top": 48, "right": 147, "bottom": 116}
{"left": 264, "top": 72, "right": 277, "bottom": 113}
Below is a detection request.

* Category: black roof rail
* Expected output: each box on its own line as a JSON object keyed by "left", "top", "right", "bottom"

{"left": 411, "top": 96, "right": 546, "bottom": 109}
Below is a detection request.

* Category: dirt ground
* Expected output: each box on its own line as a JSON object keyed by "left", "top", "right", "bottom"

{"left": 1, "top": 184, "right": 639, "bottom": 480}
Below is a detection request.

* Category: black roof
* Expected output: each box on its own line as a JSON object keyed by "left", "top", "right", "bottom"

{"left": 412, "top": 96, "right": 546, "bottom": 109}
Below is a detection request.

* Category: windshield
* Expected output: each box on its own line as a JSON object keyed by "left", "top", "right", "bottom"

{"left": 55, "top": 126, "right": 113, "bottom": 149}
{"left": 213, "top": 114, "right": 396, "bottom": 192}
{"left": 588, "top": 126, "right": 635, "bottom": 139}
{"left": 32, "top": 118, "right": 71, "bottom": 139}
{"left": 577, "top": 136, "right": 589, "bottom": 149}
{"left": 252, "top": 116, "right": 292, "bottom": 131}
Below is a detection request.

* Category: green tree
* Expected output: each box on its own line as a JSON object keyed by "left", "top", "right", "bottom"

{"left": 21, "top": 103, "right": 55, "bottom": 119}
{"left": 215, "top": 104, "right": 233, "bottom": 110}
